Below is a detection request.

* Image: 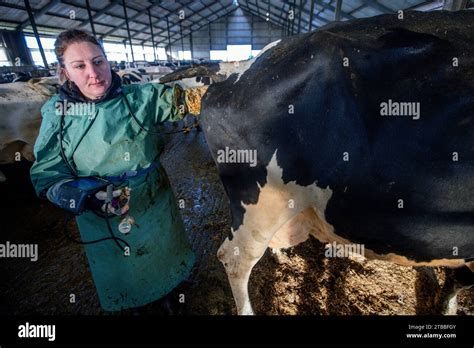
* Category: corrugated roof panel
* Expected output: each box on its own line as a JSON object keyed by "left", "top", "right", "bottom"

{"left": 0, "top": 8, "right": 27, "bottom": 24}
{"left": 163, "top": 2, "right": 181, "bottom": 12}
{"left": 353, "top": 5, "right": 385, "bottom": 18}
{"left": 188, "top": 1, "right": 205, "bottom": 12}
{"left": 94, "top": 22, "right": 118, "bottom": 34}
{"left": 127, "top": 0, "right": 151, "bottom": 11}
{"left": 85, "top": 0, "right": 110, "bottom": 10}
{"left": 319, "top": 9, "right": 337, "bottom": 21}
{"left": 47, "top": 2, "right": 73, "bottom": 16}
{"left": 104, "top": 5, "right": 130, "bottom": 19}
{"left": 94, "top": 13, "right": 121, "bottom": 25}
{"left": 36, "top": 14, "right": 77, "bottom": 29}
{"left": 30, "top": 0, "right": 50, "bottom": 8}
{"left": 342, "top": 0, "right": 365, "bottom": 13}
{"left": 128, "top": 21, "right": 148, "bottom": 31}
{"left": 113, "top": 28, "right": 129, "bottom": 37}
{"left": 378, "top": 0, "right": 425, "bottom": 11}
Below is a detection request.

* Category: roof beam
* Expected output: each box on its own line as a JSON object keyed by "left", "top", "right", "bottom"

{"left": 17, "top": 0, "right": 61, "bottom": 30}
{"left": 58, "top": 0, "right": 170, "bottom": 40}
{"left": 60, "top": 0, "right": 156, "bottom": 30}
{"left": 137, "top": 1, "right": 228, "bottom": 46}
{"left": 241, "top": 0, "right": 291, "bottom": 30}
{"left": 239, "top": 3, "right": 285, "bottom": 31}
{"left": 100, "top": 1, "right": 159, "bottom": 39}
{"left": 131, "top": 1, "right": 206, "bottom": 44}
{"left": 363, "top": 0, "right": 395, "bottom": 13}
{"left": 23, "top": 0, "right": 48, "bottom": 67}
{"left": 442, "top": 0, "right": 468, "bottom": 10}
{"left": 243, "top": 0, "right": 330, "bottom": 33}
{"left": 335, "top": 0, "right": 342, "bottom": 21}
{"left": 85, "top": 0, "right": 96, "bottom": 37}
{"left": 14, "top": 6, "right": 158, "bottom": 39}
{"left": 167, "top": 6, "right": 239, "bottom": 48}
{"left": 274, "top": 0, "right": 333, "bottom": 24}
{"left": 405, "top": 0, "right": 443, "bottom": 11}
{"left": 75, "top": 0, "right": 122, "bottom": 30}
{"left": 311, "top": 0, "right": 354, "bottom": 21}
{"left": 348, "top": 4, "right": 366, "bottom": 15}
{"left": 135, "top": 1, "right": 214, "bottom": 43}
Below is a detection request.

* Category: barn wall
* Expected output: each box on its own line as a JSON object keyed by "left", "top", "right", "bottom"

{"left": 167, "top": 7, "right": 283, "bottom": 61}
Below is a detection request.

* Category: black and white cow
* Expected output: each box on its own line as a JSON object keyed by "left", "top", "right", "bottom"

{"left": 161, "top": 11, "right": 474, "bottom": 315}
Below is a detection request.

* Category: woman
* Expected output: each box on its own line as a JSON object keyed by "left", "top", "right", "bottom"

{"left": 30, "top": 29, "right": 206, "bottom": 312}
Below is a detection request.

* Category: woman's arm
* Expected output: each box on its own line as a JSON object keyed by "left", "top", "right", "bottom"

{"left": 30, "top": 99, "right": 76, "bottom": 199}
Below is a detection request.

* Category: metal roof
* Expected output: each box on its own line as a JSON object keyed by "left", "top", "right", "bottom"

{"left": 0, "top": 0, "right": 471, "bottom": 48}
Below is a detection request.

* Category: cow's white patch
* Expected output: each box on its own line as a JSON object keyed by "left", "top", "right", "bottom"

{"left": 218, "top": 39, "right": 281, "bottom": 84}
{"left": 116, "top": 69, "right": 150, "bottom": 84}
{"left": 218, "top": 150, "right": 333, "bottom": 314}
{"left": 218, "top": 150, "right": 469, "bottom": 315}
{"left": 256, "top": 39, "right": 281, "bottom": 57}
{"left": 163, "top": 77, "right": 205, "bottom": 89}
{"left": 0, "top": 79, "right": 54, "bottom": 167}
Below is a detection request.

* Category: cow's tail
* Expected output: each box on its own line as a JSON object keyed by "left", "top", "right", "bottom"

{"left": 159, "top": 63, "right": 225, "bottom": 83}
{"left": 27, "top": 77, "right": 59, "bottom": 97}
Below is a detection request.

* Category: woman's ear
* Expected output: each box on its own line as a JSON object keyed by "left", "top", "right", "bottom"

{"left": 63, "top": 67, "right": 70, "bottom": 80}
{"left": 58, "top": 66, "right": 69, "bottom": 84}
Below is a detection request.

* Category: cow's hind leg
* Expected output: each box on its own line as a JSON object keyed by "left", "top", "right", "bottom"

{"left": 217, "top": 152, "right": 333, "bottom": 315}
{"left": 217, "top": 188, "right": 305, "bottom": 315}
{"left": 439, "top": 262, "right": 474, "bottom": 315}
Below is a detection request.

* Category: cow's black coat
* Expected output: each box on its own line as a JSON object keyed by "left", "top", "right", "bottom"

{"left": 201, "top": 11, "right": 474, "bottom": 262}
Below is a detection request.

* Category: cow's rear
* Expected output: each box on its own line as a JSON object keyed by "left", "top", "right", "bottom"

{"left": 164, "top": 11, "right": 474, "bottom": 315}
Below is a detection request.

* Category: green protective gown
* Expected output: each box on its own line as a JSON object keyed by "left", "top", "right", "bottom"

{"left": 30, "top": 83, "right": 195, "bottom": 311}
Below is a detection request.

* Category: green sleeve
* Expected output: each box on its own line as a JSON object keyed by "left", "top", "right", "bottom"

{"left": 30, "top": 98, "right": 76, "bottom": 198}
{"left": 148, "top": 83, "right": 184, "bottom": 124}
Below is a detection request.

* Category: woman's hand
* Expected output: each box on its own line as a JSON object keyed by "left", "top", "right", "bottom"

{"left": 174, "top": 85, "right": 209, "bottom": 116}
{"left": 88, "top": 187, "right": 130, "bottom": 216}
{"left": 184, "top": 86, "right": 209, "bottom": 115}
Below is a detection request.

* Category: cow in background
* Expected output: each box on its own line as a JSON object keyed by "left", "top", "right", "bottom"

{"left": 0, "top": 77, "right": 59, "bottom": 182}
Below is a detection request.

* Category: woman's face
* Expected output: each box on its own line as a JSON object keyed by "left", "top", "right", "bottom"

{"left": 62, "top": 41, "right": 112, "bottom": 100}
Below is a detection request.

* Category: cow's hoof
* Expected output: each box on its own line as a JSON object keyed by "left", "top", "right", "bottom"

{"left": 238, "top": 308, "right": 255, "bottom": 316}
{"left": 270, "top": 248, "right": 287, "bottom": 264}
{"left": 238, "top": 302, "right": 255, "bottom": 315}
{"left": 444, "top": 296, "right": 458, "bottom": 315}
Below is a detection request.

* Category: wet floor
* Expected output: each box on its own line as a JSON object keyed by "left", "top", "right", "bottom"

{"left": 0, "top": 119, "right": 472, "bottom": 315}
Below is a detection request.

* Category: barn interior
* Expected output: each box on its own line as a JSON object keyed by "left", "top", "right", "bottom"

{"left": 0, "top": 0, "right": 473, "bottom": 316}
